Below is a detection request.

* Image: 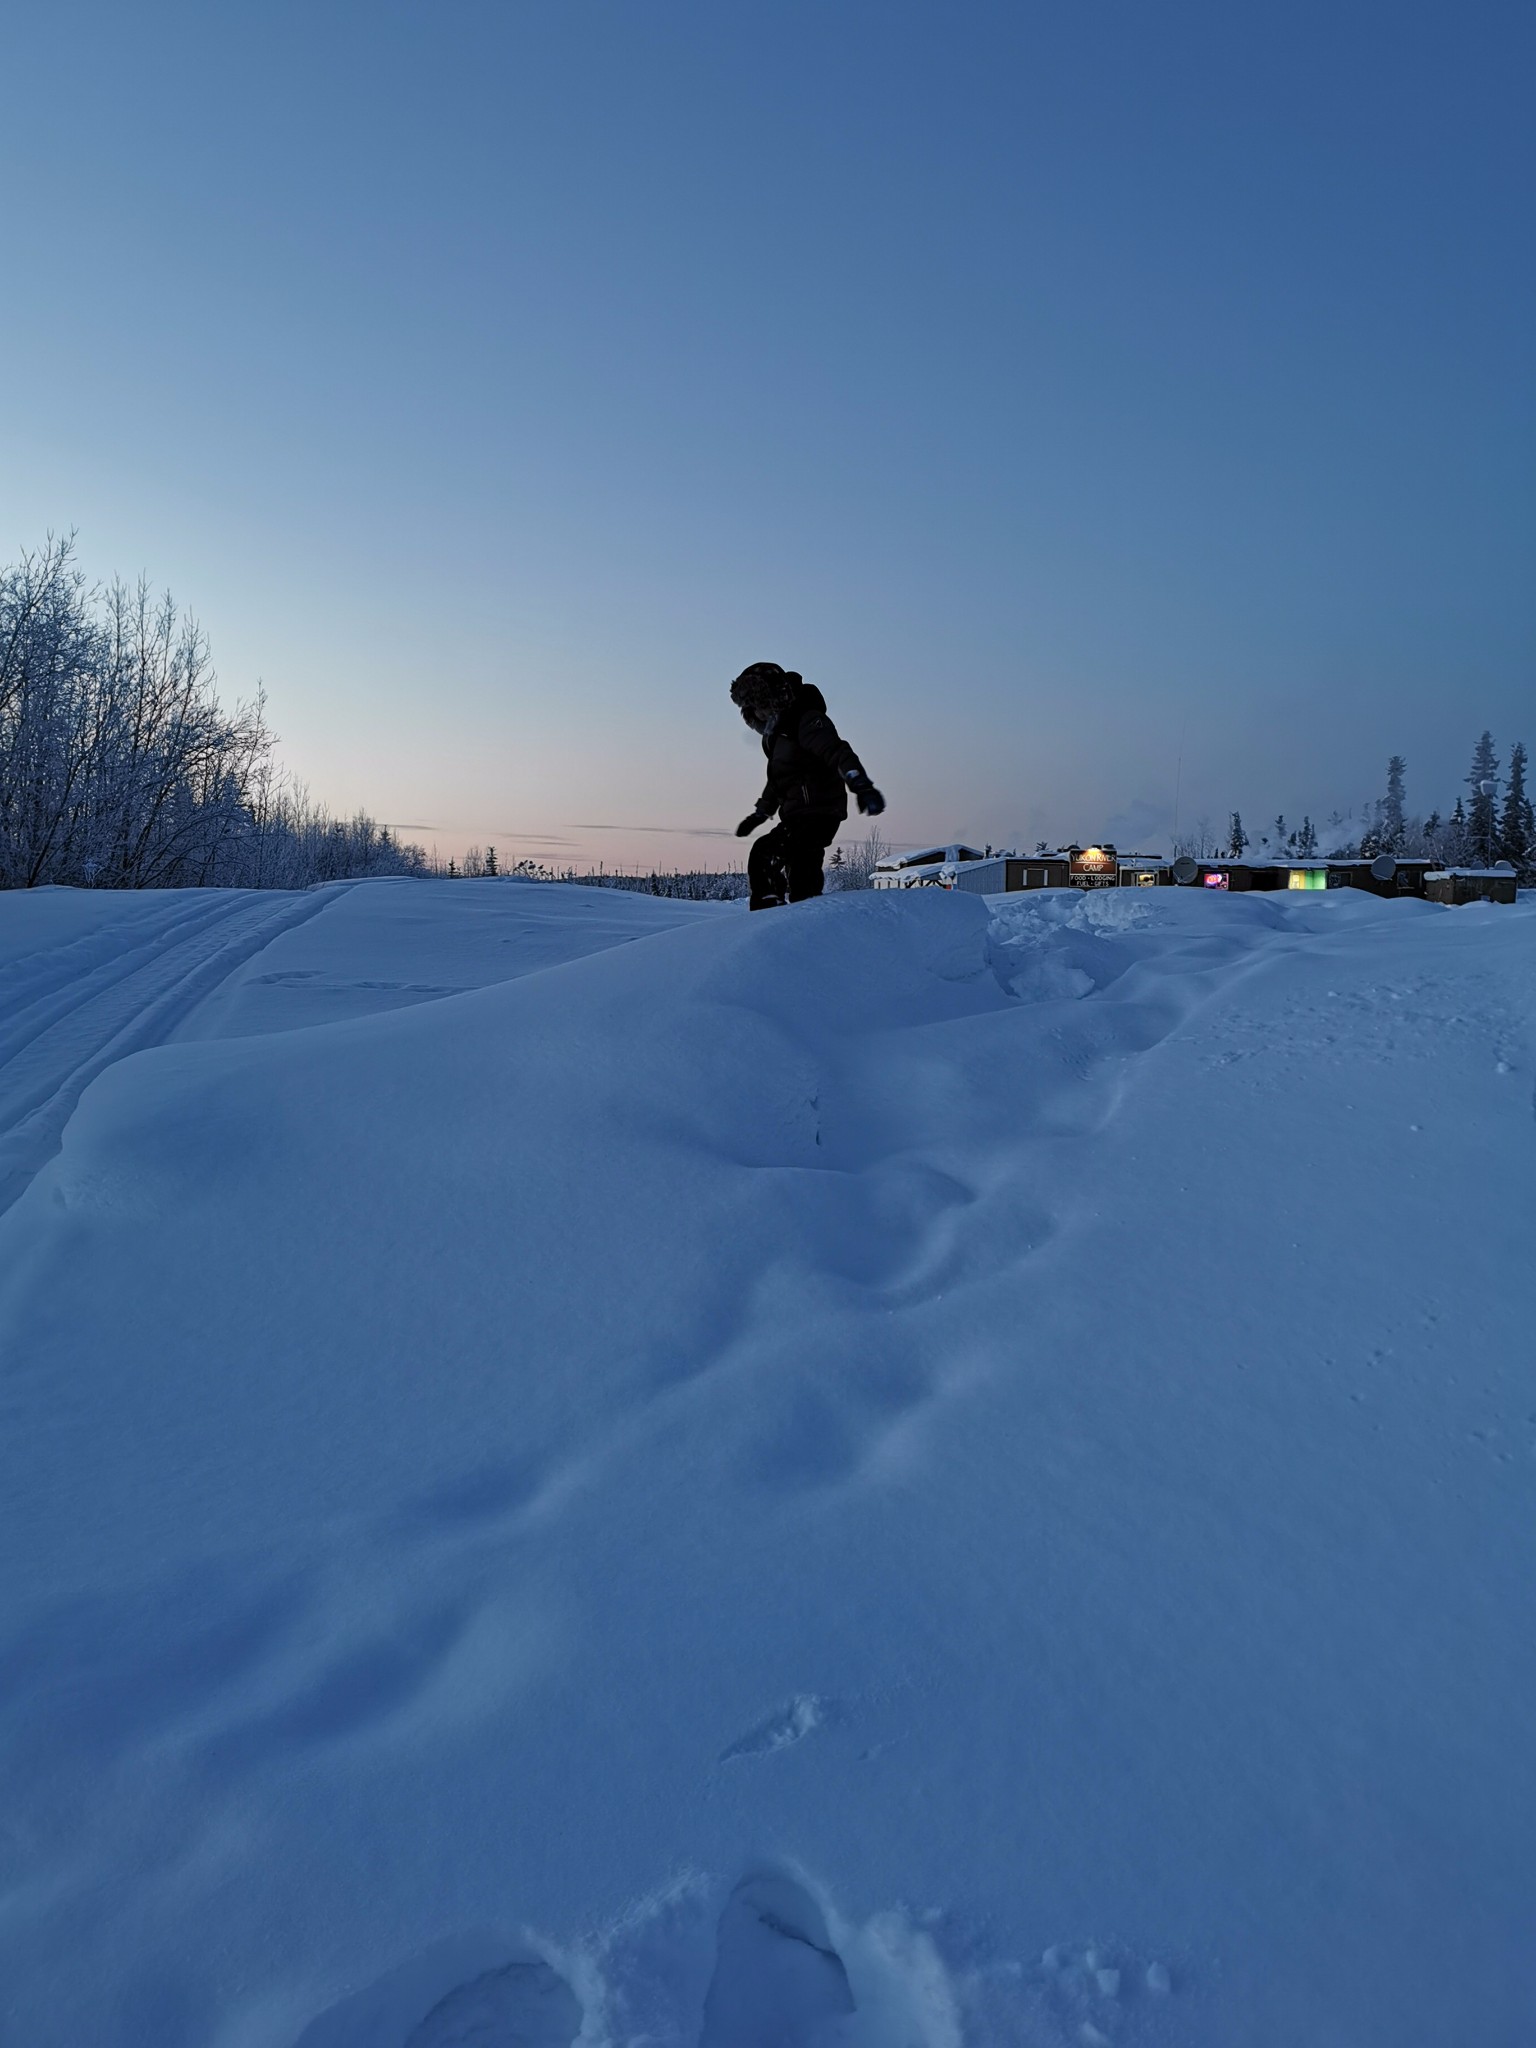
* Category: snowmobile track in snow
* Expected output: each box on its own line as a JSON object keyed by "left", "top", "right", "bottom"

{"left": 0, "top": 884, "right": 353, "bottom": 1218}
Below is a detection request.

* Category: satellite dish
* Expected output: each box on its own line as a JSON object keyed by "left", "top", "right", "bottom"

{"left": 1369, "top": 854, "right": 1397, "bottom": 882}
{"left": 1171, "top": 856, "right": 1199, "bottom": 885}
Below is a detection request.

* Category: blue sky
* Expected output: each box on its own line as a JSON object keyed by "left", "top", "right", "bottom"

{"left": 3, "top": 1, "right": 1531, "bottom": 867}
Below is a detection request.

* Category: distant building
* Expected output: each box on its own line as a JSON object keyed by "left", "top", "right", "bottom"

{"left": 866, "top": 842, "right": 1514, "bottom": 903}
{"left": 1424, "top": 866, "right": 1518, "bottom": 905}
{"left": 874, "top": 842, "right": 1173, "bottom": 893}
{"left": 1066, "top": 844, "right": 1117, "bottom": 889}
{"left": 1178, "top": 855, "right": 1442, "bottom": 897}
{"left": 1324, "top": 857, "right": 1438, "bottom": 899}
{"left": 872, "top": 845, "right": 995, "bottom": 890}
{"left": 1056, "top": 844, "right": 1172, "bottom": 888}
{"left": 946, "top": 855, "right": 1020, "bottom": 896}
{"left": 1012, "top": 854, "right": 1073, "bottom": 890}
{"left": 1185, "top": 859, "right": 1280, "bottom": 892}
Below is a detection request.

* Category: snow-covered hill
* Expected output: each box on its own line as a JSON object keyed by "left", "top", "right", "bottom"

{"left": 1, "top": 879, "right": 1533, "bottom": 2048}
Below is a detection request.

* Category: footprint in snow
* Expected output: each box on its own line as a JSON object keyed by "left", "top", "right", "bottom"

{"left": 698, "top": 1871, "right": 856, "bottom": 2048}
{"left": 403, "top": 1957, "right": 581, "bottom": 2046}
{"left": 1037, "top": 1940, "right": 1178, "bottom": 2031}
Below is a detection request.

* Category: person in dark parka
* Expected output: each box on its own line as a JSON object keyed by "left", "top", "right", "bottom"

{"left": 730, "top": 662, "right": 885, "bottom": 910}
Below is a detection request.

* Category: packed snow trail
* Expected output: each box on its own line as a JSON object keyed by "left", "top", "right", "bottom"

{"left": 1, "top": 880, "right": 1533, "bottom": 2048}
{"left": 0, "top": 886, "right": 351, "bottom": 1216}
{"left": 0, "top": 878, "right": 711, "bottom": 1215}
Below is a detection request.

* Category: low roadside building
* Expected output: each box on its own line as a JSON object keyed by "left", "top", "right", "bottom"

{"left": 1424, "top": 867, "right": 1519, "bottom": 905}
{"left": 1325, "top": 857, "right": 1437, "bottom": 899}
{"left": 1066, "top": 844, "right": 1117, "bottom": 889}
{"left": 871, "top": 845, "right": 993, "bottom": 890}
{"left": 1006, "top": 845, "right": 1170, "bottom": 891}
{"left": 1178, "top": 855, "right": 1438, "bottom": 897}
{"left": 1185, "top": 860, "right": 1266, "bottom": 891}
{"left": 1008, "top": 853, "right": 1073, "bottom": 891}
{"left": 1118, "top": 854, "right": 1171, "bottom": 886}
{"left": 945, "top": 854, "right": 1018, "bottom": 895}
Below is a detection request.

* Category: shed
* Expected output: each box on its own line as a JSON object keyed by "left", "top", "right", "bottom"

{"left": 1424, "top": 867, "right": 1518, "bottom": 905}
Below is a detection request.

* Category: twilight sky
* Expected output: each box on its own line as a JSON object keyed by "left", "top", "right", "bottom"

{"left": 3, "top": 0, "right": 1532, "bottom": 869}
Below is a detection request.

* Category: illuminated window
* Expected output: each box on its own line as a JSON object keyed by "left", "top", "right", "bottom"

{"left": 1287, "top": 869, "right": 1326, "bottom": 890}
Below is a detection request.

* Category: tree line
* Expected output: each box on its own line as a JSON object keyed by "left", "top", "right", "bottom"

{"left": 422, "top": 846, "right": 749, "bottom": 896}
{"left": 0, "top": 538, "right": 426, "bottom": 890}
{"left": 1180, "top": 733, "right": 1534, "bottom": 880}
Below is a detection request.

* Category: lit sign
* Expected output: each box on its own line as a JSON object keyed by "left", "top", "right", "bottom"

{"left": 1202, "top": 872, "right": 1229, "bottom": 890}
{"left": 1069, "top": 844, "right": 1117, "bottom": 888}
{"left": 1287, "top": 868, "right": 1326, "bottom": 891}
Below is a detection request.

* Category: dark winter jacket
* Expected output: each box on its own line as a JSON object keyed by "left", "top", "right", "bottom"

{"left": 755, "top": 682, "right": 869, "bottom": 822}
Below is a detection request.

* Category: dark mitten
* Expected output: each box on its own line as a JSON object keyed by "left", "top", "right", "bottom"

{"left": 844, "top": 766, "right": 885, "bottom": 816}
{"left": 736, "top": 810, "right": 766, "bottom": 837}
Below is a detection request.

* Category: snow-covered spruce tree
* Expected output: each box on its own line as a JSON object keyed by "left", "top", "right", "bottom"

{"left": 1227, "top": 811, "right": 1248, "bottom": 857}
{"left": 1497, "top": 741, "right": 1534, "bottom": 877}
{"left": 1465, "top": 732, "right": 1500, "bottom": 868}
{"left": 1442, "top": 797, "right": 1470, "bottom": 867}
{"left": 1295, "top": 816, "right": 1318, "bottom": 856}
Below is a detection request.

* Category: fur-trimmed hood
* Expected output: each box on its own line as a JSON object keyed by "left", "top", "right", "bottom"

{"left": 730, "top": 661, "right": 802, "bottom": 730}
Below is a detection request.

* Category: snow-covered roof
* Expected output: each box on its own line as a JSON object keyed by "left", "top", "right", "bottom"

{"left": 875, "top": 844, "right": 992, "bottom": 871}
{"left": 1425, "top": 867, "right": 1518, "bottom": 880}
{"left": 1217, "top": 857, "right": 1318, "bottom": 869}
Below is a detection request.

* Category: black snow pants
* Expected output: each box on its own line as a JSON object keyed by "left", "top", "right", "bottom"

{"left": 748, "top": 813, "right": 840, "bottom": 911}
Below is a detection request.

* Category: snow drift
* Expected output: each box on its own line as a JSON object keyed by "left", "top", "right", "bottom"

{"left": 1, "top": 878, "right": 1533, "bottom": 2047}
